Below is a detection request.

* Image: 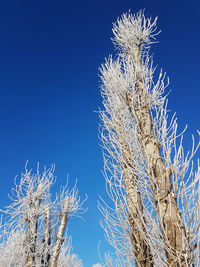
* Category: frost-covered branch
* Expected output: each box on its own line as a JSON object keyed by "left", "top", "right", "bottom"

{"left": 99, "top": 10, "right": 200, "bottom": 266}
{"left": 0, "top": 165, "right": 85, "bottom": 267}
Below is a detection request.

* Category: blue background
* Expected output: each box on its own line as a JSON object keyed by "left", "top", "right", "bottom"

{"left": 0, "top": 0, "right": 199, "bottom": 266}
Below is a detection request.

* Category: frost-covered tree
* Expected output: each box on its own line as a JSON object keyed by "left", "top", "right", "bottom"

{"left": 99, "top": 10, "right": 200, "bottom": 266}
{"left": 0, "top": 165, "right": 85, "bottom": 267}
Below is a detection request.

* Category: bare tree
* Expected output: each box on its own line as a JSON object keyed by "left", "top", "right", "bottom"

{"left": 99, "top": 10, "right": 200, "bottom": 266}
{"left": 0, "top": 164, "right": 86, "bottom": 267}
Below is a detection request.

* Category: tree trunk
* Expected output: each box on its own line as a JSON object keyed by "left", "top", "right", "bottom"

{"left": 49, "top": 198, "right": 69, "bottom": 267}
{"left": 116, "top": 123, "right": 154, "bottom": 266}
{"left": 128, "top": 45, "right": 188, "bottom": 266}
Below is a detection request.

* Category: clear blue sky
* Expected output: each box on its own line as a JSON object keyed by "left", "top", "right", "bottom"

{"left": 0, "top": 0, "right": 199, "bottom": 266}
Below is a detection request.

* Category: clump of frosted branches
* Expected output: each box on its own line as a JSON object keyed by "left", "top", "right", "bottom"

{"left": 1, "top": 165, "right": 55, "bottom": 233}
{"left": 112, "top": 10, "right": 160, "bottom": 54}
{"left": 57, "top": 238, "right": 83, "bottom": 267}
{"left": 0, "top": 164, "right": 86, "bottom": 267}
{"left": 99, "top": 10, "right": 200, "bottom": 266}
{"left": 0, "top": 229, "right": 27, "bottom": 266}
